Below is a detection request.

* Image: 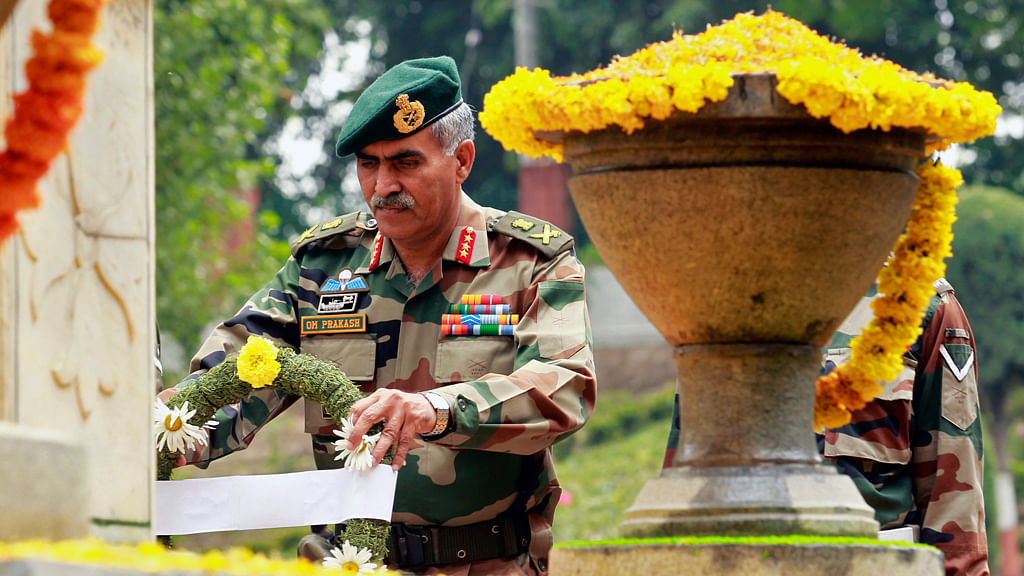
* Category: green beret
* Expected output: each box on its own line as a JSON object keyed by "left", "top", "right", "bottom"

{"left": 335, "top": 56, "right": 463, "bottom": 156}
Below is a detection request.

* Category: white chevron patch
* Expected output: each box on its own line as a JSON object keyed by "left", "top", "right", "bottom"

{"left": 940, "top": 344, "right": 974, "bottom": 382}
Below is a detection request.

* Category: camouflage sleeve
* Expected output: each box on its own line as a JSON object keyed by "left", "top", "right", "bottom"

{"left": 910, "top": 292, "right": 989, "bottom": 576}
{"left": 174, "top": 258, "right": 306, "bottom": 467}
{"left": 429, "top": 248, "right": 597, "bottom": 454}
{"left": 819, "top": 354, "right": 917, "bottom": 527}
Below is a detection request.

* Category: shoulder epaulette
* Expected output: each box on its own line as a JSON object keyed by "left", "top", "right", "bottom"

{"left": 290, "top": 212, "right": 376, "bottom": 257}
{"left": 488, "top": 210, "right": 574, "bottom": 258}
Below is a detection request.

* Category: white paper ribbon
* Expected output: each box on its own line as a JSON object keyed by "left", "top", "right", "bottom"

{"left": 155, "top": 466, "right": 397, "bottom": 535}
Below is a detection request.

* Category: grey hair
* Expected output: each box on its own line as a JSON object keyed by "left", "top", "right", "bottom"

{"left": 429, "top": 102, "right": 475, "bottom": 156}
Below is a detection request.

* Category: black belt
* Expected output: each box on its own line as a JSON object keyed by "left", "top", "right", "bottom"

{"left": 386, "top": 513, "right": 531, "bottom": 568}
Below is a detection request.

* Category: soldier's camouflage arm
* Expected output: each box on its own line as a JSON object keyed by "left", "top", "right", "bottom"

{"left": 909, "top": 292, "right": 988, "bottom": 576}
{"left": 174, "top": 258, "right": 306, "bottom": 467}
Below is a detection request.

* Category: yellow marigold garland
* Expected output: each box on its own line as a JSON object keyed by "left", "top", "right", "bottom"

{"left": 480, "top": 10, "right": 1000, "bottom": 162}
{"left": 0, "top": 0, "right": 106, "bottom": 245}
{"left": 814, "top": 162, "right": 962, "bottom": 430}
{"left": 236, "top": 335, "right": 282, "bottom": 388}
{"left": 0, "top": 538, "right": 399, "bottom": 575}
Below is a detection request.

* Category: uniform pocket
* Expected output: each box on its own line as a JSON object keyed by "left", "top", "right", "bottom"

{"left": 939, "top": 343, "right": 979, "bottom": 430}
{"left": 433, "top": 336, "right": 515, "bottom": 383}
{"left": 300, "top": 334, "right": 377, "bottom": 381}
{"left": 300, "top": 335, "right": 377, "bottom": 432}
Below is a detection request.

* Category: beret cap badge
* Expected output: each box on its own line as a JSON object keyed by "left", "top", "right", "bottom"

{"left": 393, "top": 93, "right": 426, "bottom": 134}
{"left": 334, "top": 56, "right": 462, "bottom": 156}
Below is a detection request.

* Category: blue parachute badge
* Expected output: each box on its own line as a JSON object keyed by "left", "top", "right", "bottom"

{"left": 320, "top": 268, "right": 370, "bottom": 294}
{"left": 344, "top": 276, "right": 368, "bottom": 290}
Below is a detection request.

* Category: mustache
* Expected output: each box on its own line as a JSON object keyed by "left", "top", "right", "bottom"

{"left": 370, "top": 193, "right": 416, "bottom": 209}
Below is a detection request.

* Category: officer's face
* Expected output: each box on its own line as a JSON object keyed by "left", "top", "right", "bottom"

{"left": 356, "top": 130, "right": 473, "bottom": 247}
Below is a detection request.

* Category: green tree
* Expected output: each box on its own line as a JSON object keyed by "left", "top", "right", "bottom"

{"left": 771, "top": 0, "right": 1024, "bottom": 192}
{"left": 155, "top": 0, "right": 332, "bottom": 369}
{"left": 946, "top": 184, "right": 1024, "bottom": 575}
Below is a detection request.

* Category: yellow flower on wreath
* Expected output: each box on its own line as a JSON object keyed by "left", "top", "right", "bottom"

{"left": 237, "top": 335, "right": 281, "bottom": 389}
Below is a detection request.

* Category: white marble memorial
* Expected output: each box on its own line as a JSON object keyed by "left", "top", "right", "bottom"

{"left": 0, "top": 0, "right": 154, "bottom": 543}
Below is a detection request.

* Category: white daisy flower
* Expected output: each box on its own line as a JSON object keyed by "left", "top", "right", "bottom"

{"left": 153, "top": 398, "right": 209, "bottom": 454}
{"left": 332, "top": 416, "right": 380, "bottom": 472}
{"left": 322, "top": 540, "right": 378, "bottom": 574}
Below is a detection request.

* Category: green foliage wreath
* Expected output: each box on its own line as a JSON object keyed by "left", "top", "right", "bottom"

{"left": 155, "top": 336, "right": 390, "bottom": 562}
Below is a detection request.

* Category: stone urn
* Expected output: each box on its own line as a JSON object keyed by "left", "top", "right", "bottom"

{"left": 558, "top": 73, "right": 922, "bottom": 539}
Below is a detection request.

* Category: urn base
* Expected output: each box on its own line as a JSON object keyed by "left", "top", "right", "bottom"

{"left": 620, "top": 464, "right": 879, "bottom": 538}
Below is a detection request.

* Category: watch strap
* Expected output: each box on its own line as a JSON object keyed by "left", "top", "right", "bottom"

{"left": 419, "top": 391, "right": 452, "bottom": 439}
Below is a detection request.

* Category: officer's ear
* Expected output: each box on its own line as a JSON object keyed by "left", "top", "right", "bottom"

{"left": 453, "top": 139, "right": 474, "bottom": 185}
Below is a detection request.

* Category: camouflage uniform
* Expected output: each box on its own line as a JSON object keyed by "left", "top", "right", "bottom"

{"left": 819, "top": 279, "right": 988, "bottom": 576}
{"left": 174, "top": 192, "right": 596, "bottom": 575}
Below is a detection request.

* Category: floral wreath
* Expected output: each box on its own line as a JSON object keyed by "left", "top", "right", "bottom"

{"left": 480, "top": 10, "right": 999, "bottom": 430}
{"left": 155, "top": 336, "right": 392, "bottom": 568}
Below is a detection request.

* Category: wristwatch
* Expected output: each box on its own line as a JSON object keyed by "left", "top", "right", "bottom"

{"left": 419, "top": 391, "right": 453, "bottom": 439}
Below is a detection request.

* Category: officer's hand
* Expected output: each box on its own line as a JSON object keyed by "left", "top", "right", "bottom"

{"left": 157, "top": 387, "right": 178, "bottom": 404}
{"left": 347, "top": 389, "right": 437, "bottom": 471}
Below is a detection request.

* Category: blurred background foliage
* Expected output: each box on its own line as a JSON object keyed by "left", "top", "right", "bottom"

{"left": 154, "top": 1, "right": 1024, "bottom": 572}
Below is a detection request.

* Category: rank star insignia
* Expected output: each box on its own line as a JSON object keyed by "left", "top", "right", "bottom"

{"left": 393, "top": 93, "right": 425, "bottom": 134}
{"left": 456, "top": 226, "right": 476, "bottom": 265}
{"left": 529, "top": 223, "right": 561, "bottom": 245}
{"left": 369, "top": 233, "right": 384, "bottom": 271}
{"left": 510, "top": 218, "right": 535, "bottom": 231}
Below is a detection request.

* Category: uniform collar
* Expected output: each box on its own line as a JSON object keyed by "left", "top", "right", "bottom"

{"left": 355, "top": 191, "right": 490, "bottom": 276}
{"left": 441, "top": 192, "right": 491, "bottom": 268}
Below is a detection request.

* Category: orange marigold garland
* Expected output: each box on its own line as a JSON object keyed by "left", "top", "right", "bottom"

{"left": 813, "top": 161, "right": 962, "bottom": 430}
{"left": 0, "top": 0, "right": 106, "bottom": 245}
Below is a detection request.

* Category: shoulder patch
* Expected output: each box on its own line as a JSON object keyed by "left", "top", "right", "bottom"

{"left": 291, "top": 212, "right": 376, "bottom": 257}
{"left": 489, "top": 210, "right": 574, "bottom": 258}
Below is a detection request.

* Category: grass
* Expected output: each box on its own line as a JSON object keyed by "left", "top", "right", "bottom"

{"left": 556, "top": 534, "right": 922, "bottom": 548}
{"left": 551, "top": 384, "right": 675, "bottom": 543}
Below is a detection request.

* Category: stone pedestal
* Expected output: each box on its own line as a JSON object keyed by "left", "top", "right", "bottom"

{"left": 557, "top": 74, "right": 922, "bottom": 539}
{"left": 551, "top": 541, "right": 944, "bottom": 576}
{"left": 546, "top": 73, "right": 935, "bottom": 573}
{"left": 0, "top": 423, "right": 88, "bottom": 541}
{"left": 620, "top": 343, "right": 877, "bottom": 538}
{"left": 0, "top": 1, "right": 155, "bottom": 543}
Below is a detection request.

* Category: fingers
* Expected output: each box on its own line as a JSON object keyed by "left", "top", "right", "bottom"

{"left": 346, "top": 394, "right": 386, "bottom": 450}
{"left": 157, "top": 387, "right": 179, "bottom": 403}
{"left": 390, "top": 430, "right": 415, "bottom": 471}
{"left": 344, "top": 389, "right": 438, "bottom": 469}
{"left": 372, "top": 410, "right": 406, "bottom": 466}
{"left": 346, "top": 396, "right": 372, "bottom": 432}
